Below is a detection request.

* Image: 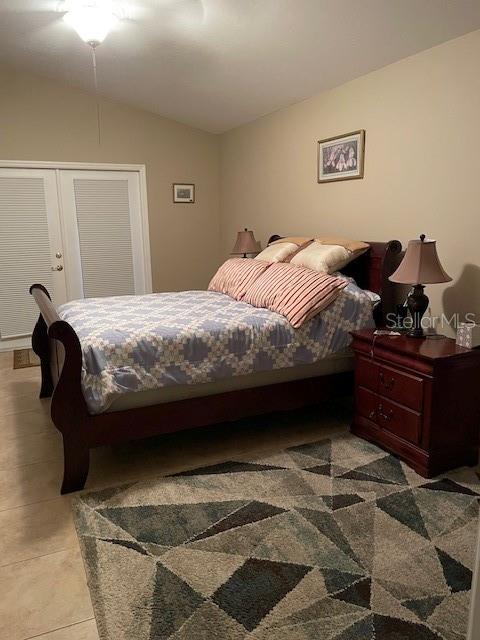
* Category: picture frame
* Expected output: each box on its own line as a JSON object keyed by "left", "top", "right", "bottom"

{"left": 317, "top": 130, "right": 365, "bottom": 183}
{"left": 173, "top": 183, "right": 195, "bottom": 203}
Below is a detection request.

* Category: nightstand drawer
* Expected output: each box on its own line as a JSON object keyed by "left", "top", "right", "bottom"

{"left": 357, "top": 387, "right": 421, "bottom": 445}
{"left": 355, "top": 357, "right": 379, "bottom": 391}
{"left": 377, "top": 364, "right": 423, "bottom": 411}
{"left": 356, "top": 385, "right": 380, "bottom": 422}
{"left": 355, "top": 357, "right": 424, "bottom": 412}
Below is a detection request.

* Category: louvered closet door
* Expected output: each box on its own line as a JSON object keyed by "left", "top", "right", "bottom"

{"left": 0, "top": 169, "right": 67, "bottom": 341}
{"left": 59, "top": 171, "right": 150, "bottom": 300}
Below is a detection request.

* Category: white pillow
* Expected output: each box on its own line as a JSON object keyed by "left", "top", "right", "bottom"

{"left": 290, "top": 243, "right": 352, "bottom": 274}
{"left": 255, "top": 242, "right": 298, "bottom": 263}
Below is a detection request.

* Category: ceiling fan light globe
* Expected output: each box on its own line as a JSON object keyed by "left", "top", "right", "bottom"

{"left": 63, "top": 6, "right": 117, "bottom": 45}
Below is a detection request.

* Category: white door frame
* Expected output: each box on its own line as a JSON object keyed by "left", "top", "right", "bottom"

{"left": 0, "top": 160, "right": 152, "bottom": 352}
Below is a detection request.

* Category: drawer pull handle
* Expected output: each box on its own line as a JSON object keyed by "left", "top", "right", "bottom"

{"left": 378, "top": 404, "right": 393, "bottom": 421}
{"left": 369, "top": 410, "right": 376, "bottom": 420}
{"left": 379, "top": 372, "right": 395, "bottom": 390}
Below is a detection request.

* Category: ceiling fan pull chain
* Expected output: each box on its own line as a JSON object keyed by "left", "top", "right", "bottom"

{"left": 91, "top": 45, "right": 101, "bottom": 146}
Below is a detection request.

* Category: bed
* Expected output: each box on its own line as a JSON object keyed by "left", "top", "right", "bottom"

{"left": 30, "top": 236, "right": 403, "bottom": 493}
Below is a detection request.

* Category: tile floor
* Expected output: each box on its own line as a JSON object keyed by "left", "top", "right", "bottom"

{"left": 0, "top": 350, "right": 349, "bottom": 640}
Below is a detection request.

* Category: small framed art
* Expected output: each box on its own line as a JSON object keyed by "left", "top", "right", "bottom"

{"left": 317, "top": 130, "right": 365, "bottom": 183}
{"left": 173, "top": 183, "right": 195, "bottom": 203}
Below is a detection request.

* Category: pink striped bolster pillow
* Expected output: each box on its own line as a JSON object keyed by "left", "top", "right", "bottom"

{"left": 241, "top": 262, "right": 348, "bottom": 328}
{"left": 208, "top": 258, "right": 270, "bottom": 300}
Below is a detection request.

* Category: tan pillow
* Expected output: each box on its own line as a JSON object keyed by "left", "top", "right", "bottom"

{"left": 242, "top": 262, "right": 347, "bottom": 328}
{"left": 208, "top": 258, "right": 270, "bottom": 300}
{"left": 269, "top": 236, "right": 313, "bottom": 247}
{"left": 270, "top": 236, "right": 369, "bottom": 251}
{"left": 316, "top": 237, "right": 370, "bottom": 253}
{"left": 255, "top": 242, "right": 298, "bottom": 263}
{"left": 291, "top": 242, "right": 365, "bottom": 274}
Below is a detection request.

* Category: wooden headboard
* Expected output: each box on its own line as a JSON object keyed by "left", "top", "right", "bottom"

{"left": 268, "top": 236, "right": 404, "bottom": 326}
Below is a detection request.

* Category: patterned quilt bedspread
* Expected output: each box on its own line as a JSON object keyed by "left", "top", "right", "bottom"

{"left": 57, "top": 280, "right": 375, "bottom": 414}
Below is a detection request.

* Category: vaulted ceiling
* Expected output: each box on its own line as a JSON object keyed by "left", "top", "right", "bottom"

{"left": 1, "top": 0, "right": 480, "bottom": 132}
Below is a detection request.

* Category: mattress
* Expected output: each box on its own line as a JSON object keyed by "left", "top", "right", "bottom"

{"left": 57, "top": 281, "right": 375, "bottom": 414}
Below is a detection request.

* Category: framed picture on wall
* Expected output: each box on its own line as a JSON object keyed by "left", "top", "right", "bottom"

{"left": 318, "top": 130, "right": 365, "bottom": 183}
{"left": 173, "top": 183, "right": 195, "bottom": 203}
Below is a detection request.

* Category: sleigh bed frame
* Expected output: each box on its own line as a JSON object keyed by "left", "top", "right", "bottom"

{"left": 30, "top": 237, "right": 403, "bottom": 494}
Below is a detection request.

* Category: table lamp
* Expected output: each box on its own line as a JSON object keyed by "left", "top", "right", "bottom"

{"left": 231, "top": 228, "right": 259, "bottom": 258}
{"left": 389, "top": 234, "right": 451, "bottom": 338}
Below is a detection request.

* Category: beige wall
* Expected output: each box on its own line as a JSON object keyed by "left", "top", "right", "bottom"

{"left": 0, "top": 65, "right": 220, "bottom": 292}
{"left": 220, "top": 30, "right": 480, "bottom": 333}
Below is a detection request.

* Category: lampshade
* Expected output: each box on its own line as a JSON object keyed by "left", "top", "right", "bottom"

{"left": 231, "top": 229, "right": 259, "bottom": 256}
{"left": 389, "top": 235, "right": 451, "bottom": 285}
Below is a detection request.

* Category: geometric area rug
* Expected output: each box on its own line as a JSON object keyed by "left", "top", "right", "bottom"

{"left": 73, "top": 433, "right": 479, "bottom": 640}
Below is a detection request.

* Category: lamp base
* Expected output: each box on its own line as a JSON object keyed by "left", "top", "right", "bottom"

{"left": 406, "top": 328, "right": 425, "bottom": 339}
{"left": 406, "top": 284, "right": 429, "bottom": 338}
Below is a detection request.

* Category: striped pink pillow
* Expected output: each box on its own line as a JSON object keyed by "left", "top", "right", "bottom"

{"left": 241, "top": 262, "right": 348, "bottom": 328}
{"left": 208, "top": 258, "right": 270, "bottom": 300}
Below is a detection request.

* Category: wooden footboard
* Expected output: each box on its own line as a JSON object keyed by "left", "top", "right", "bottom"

{"left": 30, "top": 284, "right": 91, "bottom": 493}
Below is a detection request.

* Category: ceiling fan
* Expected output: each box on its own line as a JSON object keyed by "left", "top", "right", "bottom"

{"left": 54, "top": 1, "right": 126, "bottom": 143}
{"left": 0, "top": 0, "right": 206, "bottom": 137}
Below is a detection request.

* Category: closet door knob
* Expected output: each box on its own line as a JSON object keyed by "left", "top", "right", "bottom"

{"left": 51, "top": 264, "right": 64, "bottom": 271}
{"left": 55, "top": 252, "right": 63, "bottom": 259}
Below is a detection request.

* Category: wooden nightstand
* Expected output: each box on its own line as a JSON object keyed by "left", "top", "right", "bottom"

{"left": 351, "top": 328, "right": 480, "bottom": 477}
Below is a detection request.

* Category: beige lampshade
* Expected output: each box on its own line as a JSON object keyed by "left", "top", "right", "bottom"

{"left": 231, "top": 228, "right": 259, "bottom": 255}
{"left": 389, "top": 236, "right": 451, "bottom": 285}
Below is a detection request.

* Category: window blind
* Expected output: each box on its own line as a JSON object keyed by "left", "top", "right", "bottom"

{"left": 73, "top": 178, "right": 135, "bottom": 298}
{"left": 0, "top": 177, "right": 54, "bottom": 339}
